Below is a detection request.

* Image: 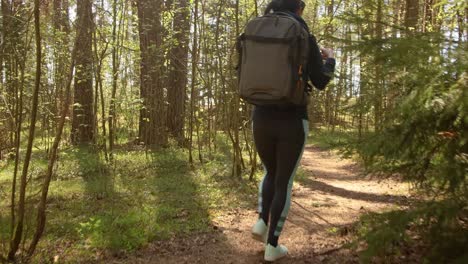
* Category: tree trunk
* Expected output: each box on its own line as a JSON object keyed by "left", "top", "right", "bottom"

{"left": 8, "top": 0, "right": 41, "bottom": 259}
{"left": 2, "top": 0, "right": 28, "bottom": 246}
{"left": 52, "top": 0, "right": 70, "bottom": 133}
{"left": 166, "top": 0, "right": 190, "bottom": 145}
{"left": 136, "top": 0, "right": 167, "bottom": 146}
{"left": 324, "top": 0, "right": 335, "bottom": 128}
{"left": 230, "top": 0, "right": 242, "bottom": 178}
{"left": 1, "top": 0, "right": 25, "bottom": 151}
{"left": 109, "top": 0, "right": 121, "bottom": 156}
{"left": 1, "top": 0, "right": 14, "bottom": 147}
{"left": 374, "top": 0, "right": 384, "bottom": 131}
{"left": 189, "top": 0, "right": 199, "bottom": 163}
{"left": 405, "top": 0, "right": 419, "bottom": 31}
{"left": 71, "top": 0, "right": 95, "bottom": 144}
{"left": 27, "top": 28, "right": 78, "bottom": 260}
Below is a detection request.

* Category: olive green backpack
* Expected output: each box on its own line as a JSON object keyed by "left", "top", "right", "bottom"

{"left": 237, "top": 12, "right": 310, "bottom": 106}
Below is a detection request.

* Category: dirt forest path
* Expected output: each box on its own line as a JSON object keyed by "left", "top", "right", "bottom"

{"left": 111, "top": 145, "right": 412, "bottom": 264}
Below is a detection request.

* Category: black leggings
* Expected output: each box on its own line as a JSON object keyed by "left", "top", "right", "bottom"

{"left": 253, "top": 108, "right": 308, "bottom": 246}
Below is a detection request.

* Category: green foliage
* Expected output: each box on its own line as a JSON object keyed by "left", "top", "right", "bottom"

{"left": 354, "top": 60, "right": 467, "bottom": 196}
{"left": 345, "top": 26, "right": 468, "bottom": 262}
{"left": 0, "top": 143, "right": 259, "bottom": 260}
{"left": 355, "top": 200, "right": 468, "bottom": 263}
{"left": 0, "top": 214, "right": 9, "bottom": 254}
{"left": 308, "top": 127, "right": 359, "bottom": 150}
{"left": 77, "top": 211, "right": 152, "bottom": 251}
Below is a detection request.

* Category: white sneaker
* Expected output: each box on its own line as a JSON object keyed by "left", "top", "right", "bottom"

{"left": 264, "top": 243, "right": 288, "bottom": 262}
{"left": 251, "top": 218, "right": 268, "bottom": 243}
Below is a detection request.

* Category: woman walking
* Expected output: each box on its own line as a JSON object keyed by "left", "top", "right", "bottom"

{"left": 250, "top": 0, "right": 336, "bottom": 261}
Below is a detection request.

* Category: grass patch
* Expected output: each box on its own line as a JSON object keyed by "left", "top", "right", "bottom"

{"left": 0, "top": 137, "right": 260, "bottom": 262}
{"left": 308, "top": 127, "right": 358, "bottom": 150}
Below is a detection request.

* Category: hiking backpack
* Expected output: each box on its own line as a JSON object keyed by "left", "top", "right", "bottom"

{"left": 237, "top": 12, "right": 310, "bottom": 106}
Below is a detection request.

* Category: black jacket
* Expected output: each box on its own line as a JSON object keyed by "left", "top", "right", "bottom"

{"left": 285, "top": 11, "right": 336, "bottom": 90}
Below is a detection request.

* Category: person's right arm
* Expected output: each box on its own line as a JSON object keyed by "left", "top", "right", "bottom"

{"left": 307, "top": 35, "right": 335, "bottom": 90}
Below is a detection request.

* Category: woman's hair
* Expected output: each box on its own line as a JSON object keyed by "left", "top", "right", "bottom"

{"left": 300, "top": 1, "right": 306, "bottom": 11}
{"left": 264, "top": 0, "right": 303, "bottom": 15}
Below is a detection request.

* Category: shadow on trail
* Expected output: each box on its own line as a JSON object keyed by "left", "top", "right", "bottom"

{"left": 288, "top": 200, "right": 338, "bottom": 230}
{"left": 305, "top": 165, "right": 365, "bottom": 182}
{"left": 297, "top": 146, "right": 412, "bottom": 206}
{"left": 298, "top": 177, "right": 412, "bottom": 205}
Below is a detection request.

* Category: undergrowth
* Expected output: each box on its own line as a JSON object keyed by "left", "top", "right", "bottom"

{"left": 0, "top": 137, "right": 261, "bottom": 262}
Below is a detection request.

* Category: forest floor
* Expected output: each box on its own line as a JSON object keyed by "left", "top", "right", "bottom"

{"left": 106, "top": 145, "right": 413, "bottom": 264}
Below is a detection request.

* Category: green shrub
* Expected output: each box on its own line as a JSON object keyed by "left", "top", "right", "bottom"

{"left": 356, "top": 200, "right": 468, "bottom": 263}
{"left": 77, "top": 209, "right": 154, "bottom": 251}
{"left": 345, "top": 29, "right": 467, "bottom": 263}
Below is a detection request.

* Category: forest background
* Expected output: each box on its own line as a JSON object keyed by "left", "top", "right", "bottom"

{"left": 0, "top": 0, "right": 466, "bottom": 263}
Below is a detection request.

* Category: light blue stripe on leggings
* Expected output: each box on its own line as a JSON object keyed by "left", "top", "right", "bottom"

{"left": 258, "top": 164, "right": 267, "bottom": 214}
{"left": 274, "top": 119, "right": 308, "bottom": 236}
{"left": 254, "top": 120, "right": 267, "bottom": 215}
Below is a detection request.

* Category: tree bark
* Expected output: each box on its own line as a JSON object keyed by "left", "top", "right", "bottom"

{"left": 1, "top": 0, "right": 26, "bottom": 150}
{"left": 166, "top": 0, "right": 190, "bottom": 145}
{"left": 109, "top": 0, "right": 121, "bottom": 156}
{"left": 8, "top": 0, "right": 41, "bottom": 259}
{"left": 71, "top": 0, "right": 95, "bottom": 144}
{"left": 136, "top": 0, "right": 167, "bottom": 146}
{"left": 230, "top": 0, "right": 242, "bottom": 178}
{"left": 1, "top": 0, "right": 14, "bottom": 146}
{"left": 324, "top": 0, "right": 335, "bottom": 128}
{"left": 374, "top": 0, "right": 384, "bottom": 131}
{"left": 405, "top": 0, "right": 419, "bottom": 31}
{"left": 52, "top": 0, "right": 70, "bottom": 132}
{"left": 27, "top": 27, "right": 78, "bottom": 260}
{"left": 189, "top": 0, "right": 199, "bottom": 163}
